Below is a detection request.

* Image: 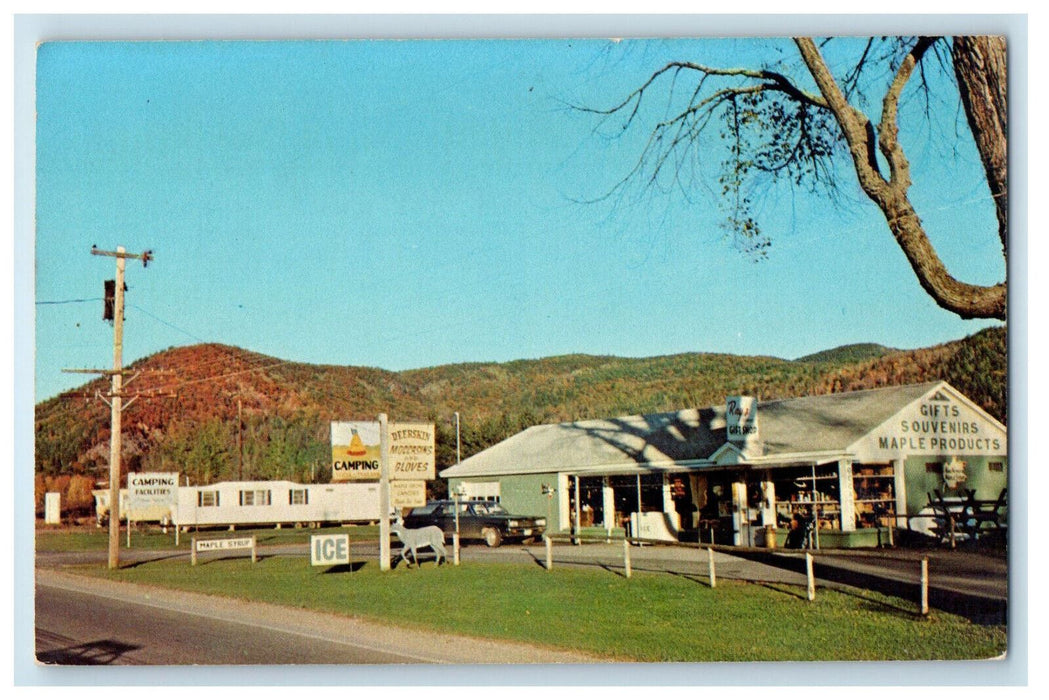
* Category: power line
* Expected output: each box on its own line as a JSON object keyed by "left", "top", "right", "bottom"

{"left": 127, "top": 303, "right": 207, "bottom": 343}
{"left": 36, "top": 297, "right": 103, "bottom": 305}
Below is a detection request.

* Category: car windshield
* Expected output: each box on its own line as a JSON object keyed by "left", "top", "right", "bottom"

{"left": 471, "top": 502, "right": 508, "bottom": 515}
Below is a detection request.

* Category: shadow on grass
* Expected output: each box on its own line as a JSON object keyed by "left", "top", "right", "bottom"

{"left": 318, "top": 562, "right": 367, "bottom": 574}
{"left": 181, "top": 554, "right": 274, "bottom": 567}
{"left": 390, "top": 555, "right": 448, "bottom": 570}
{"left": 118, "top": 552, "right": 191, "bottom": 568}
{"left": 825, "top": 583, "right": 922, "bottom": 619}
{"left": 667, "top": 570, "right": 714, "bottom": 588}
{"left": 754, "top": 581, "right": 809, "bottom": 602}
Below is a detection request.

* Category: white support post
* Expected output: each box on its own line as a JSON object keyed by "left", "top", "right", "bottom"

{"left": 544, "top": 535, "right": 553, "bottom": 571}
{"left": 707, "top": 546, "right": 716, "bottom": 588}
{"left": 573, "top": 475, "right": 581, "bottom": 545}
{"left": 191, "top": 537, "right": 197, "bottom": 566}
{"left": 838, "top": 459, "right": 856, "bottom": 532}
{"left": 806, "top": 552, "right": 816, "bottom": 601}
{"left": 761, "top": 474, "right": 776, "bottom": 527}
{"left": 453, "top": 533, "right": 460, "bottom": 566}
{"left": 623, "top": 538, "right": 632, "bottom": 579}
{"left": 251, "top": 536, "right": 257, "bottom": 564}
{"left": 920, "top": 557, "right": 929, "bottom": 616}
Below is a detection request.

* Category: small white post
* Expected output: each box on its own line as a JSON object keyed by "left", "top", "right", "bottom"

{"left": 623, "top": 537, "right": 632, "bottom": 579}
{"left": 191, "top": 537, "right": 197, "bottom": 566}
{"left": 175, "top": 524, "right": 179, "bottom": 547}
{"left": 251, "top": 535, "right": 257, "bottom": 564}
{"left": 806, "top": 552, "right": 816, "bottom": 601}
{"left": 126, "top": 516, "right": 131, "bottom": 548}
{"left": 544, "top": 534, "right": 553, "bottom": 571}
{"left": 453, "top": 532, "right": 461, "bottom": 566}
{"left": 707, "top": 546, "right": 716, "bottom": 588}
{"left": 920, "top": 557, "right": 929, "bottom": 616}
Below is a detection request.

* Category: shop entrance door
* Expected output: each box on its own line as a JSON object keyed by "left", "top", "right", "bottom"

{"left": 695, "top": 471, "right": 755, "bottom": 545}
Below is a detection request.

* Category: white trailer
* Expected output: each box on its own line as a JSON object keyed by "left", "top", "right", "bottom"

{"left": 172, "top": 480, "right": 382, "bottom": 529}
{"left": 94, "top": 480, "right": 383, "bottom": 530}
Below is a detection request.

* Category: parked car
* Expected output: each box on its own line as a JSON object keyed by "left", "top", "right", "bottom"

{"left": 401, "top": 499, "right": 546, "bottom": 547}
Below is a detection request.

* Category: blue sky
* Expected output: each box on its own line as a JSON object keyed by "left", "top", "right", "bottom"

{"left": 33, "top": 37, "right": 1006, "bottom": 401}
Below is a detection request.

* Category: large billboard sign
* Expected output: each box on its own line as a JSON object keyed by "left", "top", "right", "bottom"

{"left": 331, "top": 422, "right": 382, "bottom": 481}
{"left": 331, "top": 421, "right": 436, "bottom": 482}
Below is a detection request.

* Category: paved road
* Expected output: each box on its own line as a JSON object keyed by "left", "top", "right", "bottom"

{"left": 34, "top": 568, "right": 601, "bottom": 666}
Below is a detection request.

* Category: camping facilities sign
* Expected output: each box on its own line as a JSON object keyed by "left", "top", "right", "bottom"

{"left": 127, "top": 472, "right": 179, "bottom": 520}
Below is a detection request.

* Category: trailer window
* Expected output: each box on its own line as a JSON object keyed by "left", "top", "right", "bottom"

{"left": 289, "top": 488, "right": 309, "bottom": 505}
{"left": 198, "top": 490, "right": 219, "bottom": 507}
{"left": 239, "top": 489, "right": 272, "bottom": 506}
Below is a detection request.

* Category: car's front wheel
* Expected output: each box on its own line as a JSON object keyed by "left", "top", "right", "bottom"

{"left": 482, "top": 527, "right": 502, "bottom": 548}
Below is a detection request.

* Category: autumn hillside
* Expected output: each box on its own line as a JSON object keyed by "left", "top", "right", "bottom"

{"left": 35, "top": 326, "right": 1007, "bottom": 491}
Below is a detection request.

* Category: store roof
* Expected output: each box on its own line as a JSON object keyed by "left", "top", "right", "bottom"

{"left": 440, "top": 381, "right": 945, "bottom": 478}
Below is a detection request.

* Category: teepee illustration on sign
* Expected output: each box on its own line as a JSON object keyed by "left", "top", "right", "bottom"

{"left": 348, "top": 428, "right": 368, "bottom": 457}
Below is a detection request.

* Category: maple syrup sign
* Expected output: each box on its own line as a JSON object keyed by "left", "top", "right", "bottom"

{"left": 330, "top": 421, "right": 436, "bottom": 481}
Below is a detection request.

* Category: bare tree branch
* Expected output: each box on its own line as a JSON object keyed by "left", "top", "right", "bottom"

{"left": 577, "top": 37, "right": 1006, "bottom": 319}
{"left": 795, "top": 37, "right": 1005, "bottom": 320}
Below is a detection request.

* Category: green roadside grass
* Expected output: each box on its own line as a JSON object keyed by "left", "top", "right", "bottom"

{"left": 72, "top": 554, "right": 1005, "bottom": 663}
{"left": 35, "top": 525, "right": 379, "bottom": 552}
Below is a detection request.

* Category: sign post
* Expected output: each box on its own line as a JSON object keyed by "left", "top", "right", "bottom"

{"left": 331, "top": 417, "right": 434, "bottom": 572}
{"left": 379, "top": 413, "right": 391, "bottom": 572}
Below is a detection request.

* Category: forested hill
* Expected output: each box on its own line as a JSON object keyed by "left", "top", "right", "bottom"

{"left": 35, "top": 326, "right": 1007, "bottom": 485}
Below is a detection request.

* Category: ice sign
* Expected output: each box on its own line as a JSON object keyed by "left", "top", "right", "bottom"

{"left": 311, "top": 534, "right": 350, "bottom": 566}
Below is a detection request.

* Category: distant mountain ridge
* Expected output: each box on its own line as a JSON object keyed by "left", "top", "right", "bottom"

{"left": 795, "top": 343, "right": 897, "bottom": 364}
{"left": 35, "top": 326, "right": 1007, "bottom": 487}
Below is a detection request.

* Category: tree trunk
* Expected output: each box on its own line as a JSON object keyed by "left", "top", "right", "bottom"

{"left": 796, "top": 37, "right": 1007, "bottom": 321}
{"left": 953, "top": 36, "right": 1008, "bottom": 254}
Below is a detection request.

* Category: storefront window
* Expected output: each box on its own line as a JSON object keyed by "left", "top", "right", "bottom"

{"left": 853, "top": 463, "right": 896, "bottom": 529}
{"left": 771, "top": 466, "right": 841, "bottom": 531}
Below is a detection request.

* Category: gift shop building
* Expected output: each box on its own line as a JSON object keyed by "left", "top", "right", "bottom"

{"left": 440, "top": 381, "right": 1007, "bottom": 548}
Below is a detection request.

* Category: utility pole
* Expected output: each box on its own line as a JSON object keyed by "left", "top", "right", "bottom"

{"left": 237, "top": 398, "right": 244, "bottom": 480}
{"left": 65, "top": 245, "right": 154, "bottom": 569}
{"left": 454, "top": 411, "right": 461, "bottom": 464}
